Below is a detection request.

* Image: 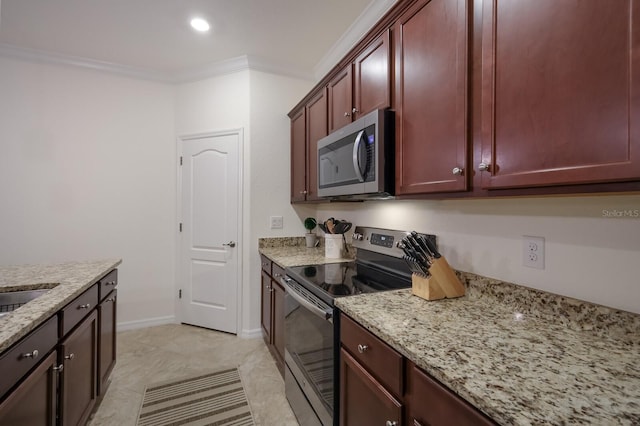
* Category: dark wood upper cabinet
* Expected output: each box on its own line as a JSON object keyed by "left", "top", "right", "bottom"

{"left": 354, "top": 29, "right": 391, "bottom": 118}
{"left": 394, "top": 0, "right": 470, "bottom": 195}
{"left": 480, "top": 0, "right": 640, "bottom": 189}
{"left": 290, "top": 107, "right": 307, "bottom": 202}
{"left": 328, "top": 66, "right": 354, "bottom": 133}
{"left": 329, "top": 30, "right": 391, "bottom": 134}
{"left": 306, "top": 88, "right": 328, "bottom": 201}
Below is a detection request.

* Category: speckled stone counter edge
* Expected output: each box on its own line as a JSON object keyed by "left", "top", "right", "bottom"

{"left": 0, "top": 259, "right": 122, "bottom": 353}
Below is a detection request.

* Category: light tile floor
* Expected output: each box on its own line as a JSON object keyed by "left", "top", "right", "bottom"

{"left": 88, "top": 323, "right": 299, "bottom": 426}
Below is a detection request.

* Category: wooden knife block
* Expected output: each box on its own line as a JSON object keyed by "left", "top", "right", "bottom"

{"left": 411, "top": 257, "right": 465, "bottom": 301}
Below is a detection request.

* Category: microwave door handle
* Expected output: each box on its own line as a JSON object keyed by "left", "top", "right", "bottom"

{"left": 352, "top": 130, "right": 365, "bottom": 182}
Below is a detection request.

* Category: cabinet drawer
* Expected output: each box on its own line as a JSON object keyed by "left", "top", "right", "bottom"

{"left": 272, "top": 263, "right": 285, "bottom": 281}
{"left": 260, "top": 255, "right": 272, "bottom": 275}
{"left": 408, "top": 362, "right": 496, "bottom": 426}
{"left": 340, "top": 314, "right": 403, "bottom": 397}
{"left": 0, "top": 315, "right": 58, "bottom": 399}
{"left": 61, "top": 284, "right": 98, "bottom": 336}
{"left": 98, "top": 269, "right": 118, "bottom": 302}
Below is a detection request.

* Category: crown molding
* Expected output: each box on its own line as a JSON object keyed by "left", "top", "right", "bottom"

{"left": 0, "top": 43, "right": 174, "bottom": 83}
{"left": 313, "top": 0, "right": 398, "bottom": 80}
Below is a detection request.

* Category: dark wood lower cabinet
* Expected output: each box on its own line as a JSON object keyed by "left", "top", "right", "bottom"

{"left": 271, "top": 280, "right": 285, "bottom": 365}
{"left": 60, "top": 310, "right": 98, "bottom": 426}
{"left": 260, "top": 270, "right": 272, "bottom": 342}
{"left": 260, "top": 256, "right": 286, "bottom": 376}
{"left": 407, "top": 361, "right": 496, "bottom": 426}
{"left": 98, "top": 289, "right": 117, "bottom": 396}
{"left": 0, "top": 350, "right": 58, "bottom": 426}
{"left": 340, "top": 348, "right": 402, "bottom": 426}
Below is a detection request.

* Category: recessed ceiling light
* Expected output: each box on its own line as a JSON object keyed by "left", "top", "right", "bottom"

{"left": 190, "top": 18, "right": 210, "bottom": 32}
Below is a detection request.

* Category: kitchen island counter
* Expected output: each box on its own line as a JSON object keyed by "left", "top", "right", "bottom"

{"left": 336, "top": 275, "right": 640, "bottom": 425}
{"left": 0, "top": 258, "right": 121, "bottom": 353}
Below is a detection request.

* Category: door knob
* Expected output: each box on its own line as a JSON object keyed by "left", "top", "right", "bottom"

{"left": 223, "top": 241, "right": 236, "bottom": 248}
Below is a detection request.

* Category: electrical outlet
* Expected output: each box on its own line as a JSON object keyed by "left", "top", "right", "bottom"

{"left": 270, "top": 216, "right": 283, "bottom": 229}
{"left": 523, "top": 236, "right": 545, "bottom": 269}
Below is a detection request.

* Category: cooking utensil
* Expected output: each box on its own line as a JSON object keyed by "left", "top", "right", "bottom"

{"left": 318, "top": 223, "right": 328, "bottom": 233}
{"left": 333, "top": 222, "right": 352, "bottom": 235}
{"left": 325, "top": 218, "right": 335, "bottom": 234}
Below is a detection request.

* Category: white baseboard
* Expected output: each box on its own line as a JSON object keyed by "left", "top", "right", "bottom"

{"left": 240, "top": 328, "right": 263, "bottom": 339}
{"left": 117, "top": 315, "right": 177, "bottom": 332}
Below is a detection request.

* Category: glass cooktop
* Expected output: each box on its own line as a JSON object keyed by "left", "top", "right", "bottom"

{"left": 285, "top": 258, "right": 412, "bottom": 305}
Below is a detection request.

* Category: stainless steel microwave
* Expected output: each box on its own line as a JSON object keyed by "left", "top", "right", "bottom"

{"left": 317, "top": 109, "right": 394, "bottom": 199}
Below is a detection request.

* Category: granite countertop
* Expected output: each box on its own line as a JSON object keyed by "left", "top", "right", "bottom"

{"left": 0, "top": 258, "right": 122, "bottom": 353}
{"left": 259, "top": 236, "right": 354, "bottom": 268}
{"left": 336, "top": 280, "right": 640, "bottom": 425}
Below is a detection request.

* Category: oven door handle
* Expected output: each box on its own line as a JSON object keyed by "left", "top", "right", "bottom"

{"left": 281, "top": 277, "right": 333, "bottom": 323}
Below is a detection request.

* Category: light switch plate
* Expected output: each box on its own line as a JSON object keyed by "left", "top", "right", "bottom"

{"left": 270, "top": 216, "right": 283, "bottom": 229}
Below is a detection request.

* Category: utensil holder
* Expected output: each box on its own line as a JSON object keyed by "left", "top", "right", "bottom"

{"left": 325, "top": 234, "right": 344, "bottom": 258}
{"left": 411, "top": 256, "right": 465, "bottom": 301}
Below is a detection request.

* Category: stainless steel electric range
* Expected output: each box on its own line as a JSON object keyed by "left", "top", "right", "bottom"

{"left": 280, "top": 226, "right": 437, "bottom": 426}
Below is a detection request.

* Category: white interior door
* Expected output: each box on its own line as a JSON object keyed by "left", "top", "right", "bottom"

{"left": 179, "top": 130, "right": 241, "bottom": 334}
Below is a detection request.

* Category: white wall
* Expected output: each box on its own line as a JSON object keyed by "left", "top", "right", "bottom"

{"left": 309, "top": 194, "right": 640, "bottom": 314}
{"left": 0, "top": 56, "right": 177, "bottom": 326}
{"left": 249, "top": 70, "right": 313, "bottom": 332}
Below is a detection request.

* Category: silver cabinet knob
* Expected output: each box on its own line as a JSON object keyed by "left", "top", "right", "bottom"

{"left": 299, "top": 190, "right": 308, "bottom": 194}
{"left": 223, "top": 241, "right": 236, "bottom": 248}
{"left": 53, "top": 364, "right": 64, "bottom": 372}
{"left": 386, "top": 421, "right": 398, "bottom": 426}
{"left": 65, "top": 353, "right": 75, "bottom": 360}
{"left": 478, "top": 162, "right": 490, "bottom": 172}
{"left": 352, "top": 107, "right": 359, "bottom": 114}
{"left": 357, "top": 344, "right": 369, "bottom": 353}
{"left": 262, "top": 262, "right": 269, "bottom": 267}
{"left": 23, "top": 349, "right": 39, "bottom": 359}
{"left": 452, "top": 167, "right": 464, "bottom": 176}
{"left": 344, "top": 112, "right": 351, "bottom": 117}
{"left": 106, "top": 280, "right": 116, "bottom": 286}
{"left": 106, "top": 297, "right": 116, "bottom": 303}
{"left": 274, "top": 273, "right": 282, "bottom": 278}
{"left": 78, "top": 303, "right": 91, "bottom": 309}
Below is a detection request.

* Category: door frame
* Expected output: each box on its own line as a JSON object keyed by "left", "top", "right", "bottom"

{"left": 175, "top": 129, "right": 244, "bottom": 333}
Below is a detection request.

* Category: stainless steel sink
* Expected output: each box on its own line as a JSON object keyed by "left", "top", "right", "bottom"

{"left": 0, "top": 289, "right": 51, "bottom": 318}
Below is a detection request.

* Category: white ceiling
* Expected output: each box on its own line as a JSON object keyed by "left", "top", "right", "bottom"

{"left": 0, "top": 0, "right": 396, "bottom": 82}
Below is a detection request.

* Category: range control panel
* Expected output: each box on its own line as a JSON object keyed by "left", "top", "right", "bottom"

{"left": 351, "top": 226, "right": 436, "bottom": 258}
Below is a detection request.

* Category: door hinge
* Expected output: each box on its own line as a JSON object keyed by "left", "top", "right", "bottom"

{"left": 180, "top": 156, "right": 183, "bottom": 166}
{"left": 179, "top": 223, "right": 182, "bottom": 232}
{"left": 179, "top": 289, "right": 182, "bottom": 299}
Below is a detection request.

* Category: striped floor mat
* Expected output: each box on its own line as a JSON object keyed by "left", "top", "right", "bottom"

{"left": 136, "top": 368, "right": 255, "bottom": 426}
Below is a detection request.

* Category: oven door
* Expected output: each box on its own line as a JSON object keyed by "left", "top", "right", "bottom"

{"left": 282, "top": 277, "right": 335, "bottom": 426}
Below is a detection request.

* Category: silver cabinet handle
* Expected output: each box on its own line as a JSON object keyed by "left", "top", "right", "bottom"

{"left": 478, "top": 162, "right": 490, "bottom": 172}
{"left": 223, "top": 241, "right": 236, "bottom": 248}
{"left": 262, "top": 262, "right": 269, "bottom": 267}
{"left": 78, "top": 303, "right": 91, "bottom": 309}
{"left": 65, "top": 353, "right": 75, "bottom": 360}
{"left": 357, "top": 344, "right": 369, "bottom": 353}
{"left": 352, "top": 107, "right": 359, "bottom": 114}
{"left": 106, "top": 297, "right": 116, "bottom": 303}
{"left": 386, "top": 421, "right": 398, "bottom": 426}
{"left": 106, "top": 280, "right": 117, "bottom": 286}
{"left": 274, "top": 273, "right": 282, "bottom": 278}
{"left": 299, "top": 190, "right": 308, "bottom": 194}
{"left": 344, "top": 112, "right": 351, "bottom": 117}
{"left": 22, "top": 349, "right": 39, "bottom": 359}
{"left": 53, "top": 364, "right": 64, "bottom": 372}
{"left": 452, "top": 167, "right": 464, "bottom": 176}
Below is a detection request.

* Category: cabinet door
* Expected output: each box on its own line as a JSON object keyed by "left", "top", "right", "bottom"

{"left": 354, "top": 29, "right": 391, "bottom": 118}
{"left": 271, "top": 280, "right": 286, "bottom": 368}
{"left": 0, "top": 350, "right": 58, "bottom": 426}
{"left": 395, "top": 0, "right": 470, "bottom": 194}
{"left": 98, "top": 290, "right": 117, "bottom": 396}
{"left": 328, "top": 65, "right": 354, "bottom": 132}
{"left": 407, "top": 362, "right": 495, "bottom": 426}
{"left": 306, "top": 88, "right": 328, "bottom": 201}
{"left": 340, "top": 348, "right": 402, "bottom": 426}
{"left": 260, "top": 271, "right": 272, "bottom": 344}
{"left": 480, "top": 0, "right": 640, "bottom": 189}
{"left": 291, "top": 107, "right": 307, "bottom": 202}
{"left": 60, "top": 310, "right": 97, "bottom": 426}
